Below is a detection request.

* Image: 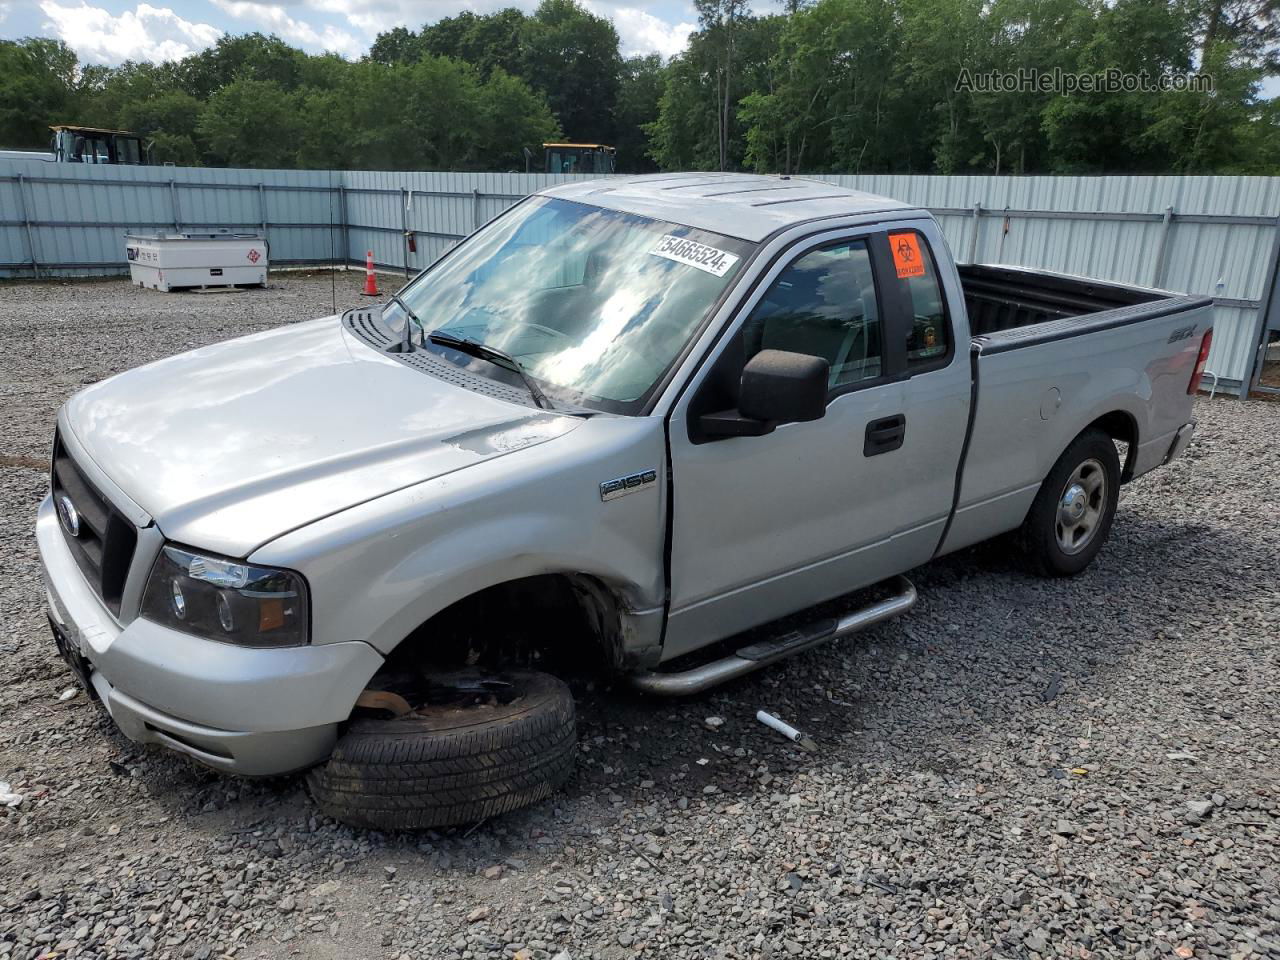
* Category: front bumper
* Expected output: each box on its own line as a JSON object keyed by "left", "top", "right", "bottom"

{"left": 37, "top": 495, "right": 383, "bottom": 776}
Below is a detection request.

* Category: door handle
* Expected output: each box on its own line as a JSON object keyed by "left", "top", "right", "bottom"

{"left": 864, "top": 414, "right": 906, "bottom": 456}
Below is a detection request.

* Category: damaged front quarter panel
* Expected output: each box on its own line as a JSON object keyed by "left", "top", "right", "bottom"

{"left": 568, "top": 575, "right": 664, "bottom": 671}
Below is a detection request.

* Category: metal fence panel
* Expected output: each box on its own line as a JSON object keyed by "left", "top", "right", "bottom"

{"left": 2, "top": 161, "right": 1275, "bottom": 393}
{"left": 0, "top": 159, "right": 339, "bottom": 271}
{"left": 340, "top": 169, "right": 611, "bottom": 275}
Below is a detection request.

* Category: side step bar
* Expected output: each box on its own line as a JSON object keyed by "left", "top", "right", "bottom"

{"left": 629, "top": 575, "right": 917, "bottom": 697}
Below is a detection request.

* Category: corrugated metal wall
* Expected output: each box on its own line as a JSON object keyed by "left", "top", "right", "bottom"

{"left": 341, "top": 170, "right": 612, "bottom": 277}
{"left": 0, "top": 159, "right": 343, "bottom": 275}
{"left": 3, "top": 161, "right": 1275, "bottom": 392}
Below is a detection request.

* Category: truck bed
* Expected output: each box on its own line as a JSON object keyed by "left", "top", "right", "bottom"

{"left": 939, "top": 263, "right": 1214, "bottom": 558}
{"left": 959, "top": 264, "right": 1165, "bottom": 336}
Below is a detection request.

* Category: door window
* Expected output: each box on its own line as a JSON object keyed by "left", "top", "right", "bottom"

{"left": 741, "top": 240, "right": 882, "bottom": 389}
{"left": 115, "top": 137, "right": 142, "bottom": 165}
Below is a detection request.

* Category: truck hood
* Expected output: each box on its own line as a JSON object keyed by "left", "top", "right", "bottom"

{"left": 63, "top": 316, "right": 582, "bottom": 557}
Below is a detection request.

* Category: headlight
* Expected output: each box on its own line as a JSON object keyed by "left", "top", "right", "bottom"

{"left": 141, "top": 545, "right": 309, "bottom": 647}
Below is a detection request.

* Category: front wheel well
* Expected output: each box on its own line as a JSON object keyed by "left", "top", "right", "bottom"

{"left": 381, "top": 574, "right": 626, "bottom": 677}
{"left": 1084, "top": 410, "right": 1138, "bottom": 482}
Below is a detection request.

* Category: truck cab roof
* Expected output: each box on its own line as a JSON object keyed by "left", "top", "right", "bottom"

{"left": 540, "top": 173, "right": 920, "bottom": 242}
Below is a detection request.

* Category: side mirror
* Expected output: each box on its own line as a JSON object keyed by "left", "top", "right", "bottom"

{"left": 698, "top": 349, "right": 829, "bottom": 439}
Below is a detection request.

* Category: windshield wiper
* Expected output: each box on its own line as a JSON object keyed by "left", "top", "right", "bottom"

{"left": 427, "top": 330, "right": 555, "bottom": 411}
{"left": 387, "top": 293, "right": 424, "bottom": 352}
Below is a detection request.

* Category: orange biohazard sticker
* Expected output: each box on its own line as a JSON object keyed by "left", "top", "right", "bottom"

{"left": 889, "top": 232, "right": 926, "bottom": 279}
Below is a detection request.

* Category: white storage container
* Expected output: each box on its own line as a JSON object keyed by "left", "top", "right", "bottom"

{"left": 125, "top": 232, "right": 268, "bottom": 292}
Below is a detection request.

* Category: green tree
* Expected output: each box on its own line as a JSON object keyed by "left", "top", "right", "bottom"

{"left": 396, "top": 57, "right": 490, "bottom": 169}
{"left": 649, "top": 15, "right": 781, "bottom": 171}
{"left": 647, "top": 46, "right": 725, "bottom": 170}
{"left": 478, "top": 68, "right": 562, "bottom": 170}
{"left": 1140, "top": 37, "right": 1274, "bottom": 171}
{"left": 1042, "top": 0, "right": 1196, "bottom": 172}
{"left": 896, "top": 0, "right": 989, "bottom": 173}
{"left": 693, "top": 0, "right": 750, "bottom": 169}
{"left": 421, "top": 9, "right": 528, "bottom": 78}
{"left": 3, "top": 6, "right": 1278, "bottom": 175}
{"left": 296, "top": 60, "right": 402, "bottom": 169}
{"left": 966, "top": 0, "right": 1095, "bottom": 174}
{"left": 520, "top": 0, "right": 622, "bottom": 143}
{"left": 616, "top": 54, "right": 666, "bottom": 171}
{"left": 119, "top": 90, "right": 202, "bottom": 164}
{"left": 80, "top": 60, "right": 185, "bottom": 130}
{"left": 740, "top": 0, "right": 902, "bottom": 174}
{"left": 368, "top": 27, "right": 425, "bottom": 66}
{"left": 0, "top": 38, "right": 82, "bottom": 148}
{"left": 178, "top": 34, "right": 306, "bottom": 100}
{"left": 196, "top": 78, "right": 305, "bottom": 167}
{"left": 1197, "top": 0, "right": 1278, "bottom": 69}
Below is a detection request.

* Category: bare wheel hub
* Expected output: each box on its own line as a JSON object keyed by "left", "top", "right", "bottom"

{"left": 1055, "top": 458, "right": 1107, "bottom": 555}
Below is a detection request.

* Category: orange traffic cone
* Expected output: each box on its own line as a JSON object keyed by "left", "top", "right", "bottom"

{"left": 361, "top": 250, "right": 379, "bottom": 297}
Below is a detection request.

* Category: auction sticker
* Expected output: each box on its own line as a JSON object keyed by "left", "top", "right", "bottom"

{"left": 650, "top": 234, "right": 740, "bottom": 277}
{"left": 889, "top": 232, "right": 926, "bottom": 279}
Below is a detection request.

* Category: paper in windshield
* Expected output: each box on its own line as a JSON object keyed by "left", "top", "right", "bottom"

{"left": 649, "top": 234, "right": 740, "bottom": 278}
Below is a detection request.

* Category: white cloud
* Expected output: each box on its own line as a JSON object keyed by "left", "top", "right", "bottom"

{"left": 600, "top": 5, "right": 694, "bottom": 58}
{"left": 0, "top": 3, "right": 11, "bottom": 26}
{"left": 38, "top": 2, "right": 222, "bottom": 64}
{"left": 210, "top": 0, "right": 366, "bottom": 58}
{"left": 298, "top": 0, "right": 696, "bottom": 60}
{"left": 302, "top": 0, "right": 405, "bottom": 37}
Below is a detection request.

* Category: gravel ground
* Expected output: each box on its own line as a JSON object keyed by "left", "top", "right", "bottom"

{"left": 1, "top": 274, "right": 1278, "bottom": 960}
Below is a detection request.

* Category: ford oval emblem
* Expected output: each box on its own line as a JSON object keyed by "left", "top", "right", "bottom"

{"left": 56, "top": 494, "right": 80, "bottom": 537}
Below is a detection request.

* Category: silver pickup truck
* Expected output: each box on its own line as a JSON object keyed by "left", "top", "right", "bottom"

{"left": 37, "top": 175, "right": 1214, "bottom": 829}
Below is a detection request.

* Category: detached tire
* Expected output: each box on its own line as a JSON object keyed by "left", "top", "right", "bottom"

{"left": 309, "top": 670, "right": 575, "bottom": 831}
{"left": 1020, "top": 428, "right": 1121, "bottom": 577}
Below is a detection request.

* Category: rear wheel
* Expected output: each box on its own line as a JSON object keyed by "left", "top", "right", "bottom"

{"left": 308, "top": 669, "right": 576, "bottom": 831}
{"left": 1019, "top": 429, "right": 1121, "bottom": 577}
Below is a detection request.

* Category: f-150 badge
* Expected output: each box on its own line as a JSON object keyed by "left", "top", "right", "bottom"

{"left": 600, "top": 469, "right": 658, "bottom": 501}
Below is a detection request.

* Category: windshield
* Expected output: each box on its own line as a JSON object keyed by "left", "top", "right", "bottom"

{"left": 385, "top": 196, "right": 754, "bottom": 413}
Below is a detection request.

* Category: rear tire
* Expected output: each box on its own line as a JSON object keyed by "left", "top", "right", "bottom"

{"left": 308, "top": 670, "right": 576, "bottom": 831}
{"left": 1019, "top": 428, "right": 1121, "bottom": 577}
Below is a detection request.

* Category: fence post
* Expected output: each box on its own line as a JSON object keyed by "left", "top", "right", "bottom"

{"left": 258, "top": 182, "right": 269, "bottom": 247}
{"left": 339, "top": 184, "right": 349, "bottom": 268}
{"left": 401, "top": 186, "right": 411, "bottom": 278}
{"left": 967, "top": 202, "right": 982, "bottom": 264}
{"left": 472, "top": 188, "right": 481, "bottom": 233}
{"left": 169, "top": 179, "right": 181, "bottom": 232}
{"left": 1240, "top": 216, "right": 1280, "bottom": 398}
{"left": 16, "top": 173, "right": 40, "bottom": 278}
{"left": 1152, "top": 205, "right": 1175, "bottom": 289}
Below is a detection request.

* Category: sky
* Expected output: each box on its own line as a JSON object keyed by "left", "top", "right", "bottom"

{"left": 0, "top": 0, "right": 701, "bottom": 63}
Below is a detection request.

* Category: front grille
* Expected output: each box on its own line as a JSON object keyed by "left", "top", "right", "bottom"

{"left": 51, "top": 435, "right": 137, "bottom": 617}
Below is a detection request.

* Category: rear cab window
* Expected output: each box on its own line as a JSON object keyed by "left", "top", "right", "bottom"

{"left": 885, "top": 229, "right": 953, "bottom": 371}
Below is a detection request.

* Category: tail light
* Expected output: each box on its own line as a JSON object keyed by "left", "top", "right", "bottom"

{"left": 1188, "top": 329, "right": 1213, "bottom": 395}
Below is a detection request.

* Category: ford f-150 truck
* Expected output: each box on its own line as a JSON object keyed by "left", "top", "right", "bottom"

{"left": 37, "top": 175, "right": 1214, "bottom": 829}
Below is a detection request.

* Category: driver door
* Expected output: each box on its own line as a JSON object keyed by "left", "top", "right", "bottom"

{"left": 663, "top": 224, "right": 965, "bottom": 659}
